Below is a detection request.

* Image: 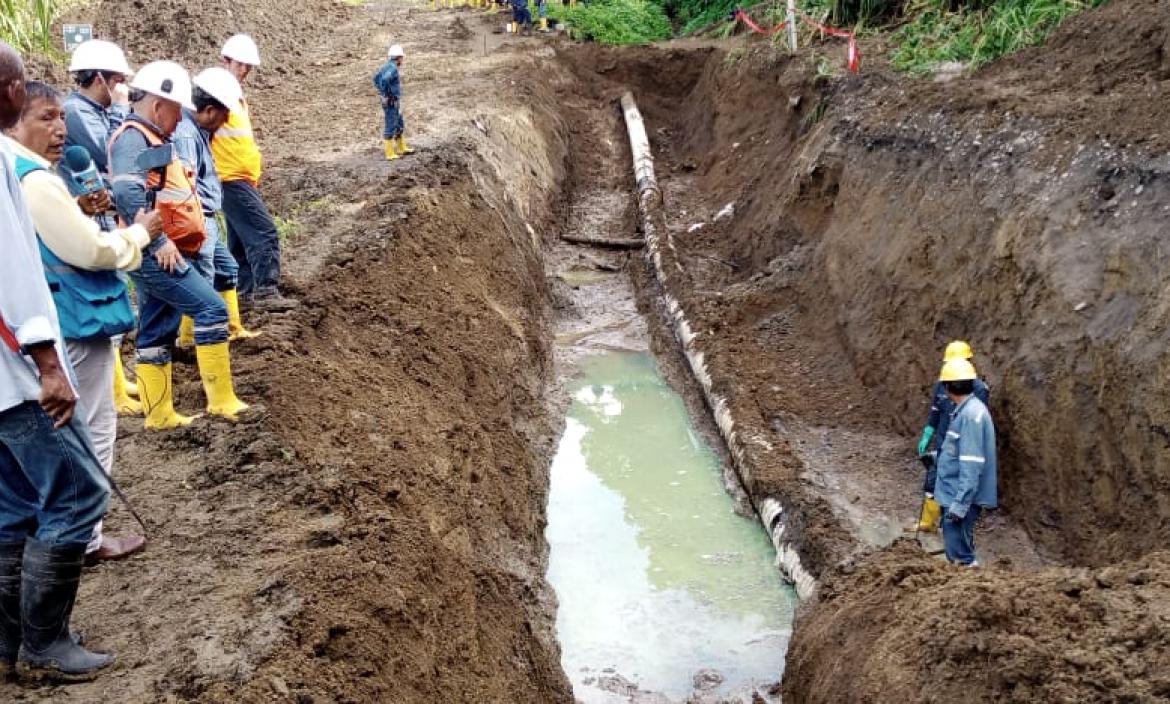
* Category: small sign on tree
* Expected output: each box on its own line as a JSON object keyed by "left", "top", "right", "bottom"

{"left": 63, "top": 24, "right": 94, "bottom": 53}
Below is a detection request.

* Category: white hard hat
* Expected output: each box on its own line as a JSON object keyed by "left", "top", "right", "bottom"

{"left": 130, "top": 61, "right": 195, "bottom": 111}
{"left": 192, "top": 67, "right": 242, "bottom": 112}
{"left": 68, "top": 39, "right": 132, "bottom": 75}
{"left": 388, "top": 44, "right": 404, "bottom": 58}
{"left": 222, "top": 34, "right": 261, "bottom": 66}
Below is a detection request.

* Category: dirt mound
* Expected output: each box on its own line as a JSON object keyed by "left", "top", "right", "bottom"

{"left": 78, "top": 0, "right": 348, "bottom": 74}
{"left": 866, "top": 0, "right": 1170, "bottom": 153}
{"left": 783, "top": 542, "right": 1170, "bottom": 703}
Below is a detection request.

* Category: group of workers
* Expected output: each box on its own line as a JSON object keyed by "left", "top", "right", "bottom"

{"left": 431, "top": 0, "right": 558, "bottom": 35}
{"left": 0, "top": 31, "right": 294, "bottom": 682}
{"left": 914, "top": 341, "right": 998, "bottom": 566}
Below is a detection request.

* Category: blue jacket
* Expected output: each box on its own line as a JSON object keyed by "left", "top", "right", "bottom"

{"left": 934, "top": 395, "right": 998, "bottom": 517}
{"left": 59, "top": 90, "right": 128, "bottom": 179}
{"left": 927, "top": 378, "right": 989, "bottom": 450}
{"left": 15, "top": 156, "right": 134, "bottom": 341}
{"left": 373, "top": 59, "right": 401, "bottom": 100}
{"left": 173, "top": 111, "right": 223, "bottom": 215}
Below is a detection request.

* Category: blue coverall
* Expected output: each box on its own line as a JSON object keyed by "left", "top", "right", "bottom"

{"left": 924, "top": 377, "right": 989, "bottom": 494}
{"left": 373, "top": 59, "right": 404, "bottom": 139}
{"left": 933, "top": 395, "right": 998, "bottom": 565}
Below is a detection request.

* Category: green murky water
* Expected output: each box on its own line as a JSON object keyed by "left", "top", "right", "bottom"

{"left": 546, "top": 351, "right": 795, "bottom": 703}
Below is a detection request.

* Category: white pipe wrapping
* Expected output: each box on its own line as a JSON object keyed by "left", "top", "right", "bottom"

{"left": 619, "top": 91, "right": 816, "bottom": 599}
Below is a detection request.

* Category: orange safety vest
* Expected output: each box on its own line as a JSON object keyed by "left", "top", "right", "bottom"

{"left": 109, "top": 120, "right": 206, "bottom": 255}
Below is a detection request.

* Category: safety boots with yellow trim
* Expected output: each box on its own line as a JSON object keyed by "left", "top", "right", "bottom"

{"left": 137, "top": 362, "right": 198, "bottom": 430}
{"left": 221, "top": 289, "right": 261, "bottom": 341}
{"left": 112, "top": 350, "right": 142, "bottom": 416}
{"left": 196, "top": 342, "right": 250, "bottom": 421}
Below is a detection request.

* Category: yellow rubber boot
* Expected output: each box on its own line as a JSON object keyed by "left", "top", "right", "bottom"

{"left": 395, "top": 135, "right": 415, "bottom": 155}
{"left": 137, "top": 362, "right": 198, "bottom": 430}
{"left": 917, "top": 497, "right": 942, "bottom": 532}
{"left": 112, "top": 351, "right": 142, "bottom": 416}
{"left": 384, "top": 138, "right": 399, "bottom": 161}
{"left": 540, "top": 17, "right": 548, "bottom": 31}
{"left": 176, "top": 315, "right": 195, "bottom": 347}
{"left": 196, "top": 342, "right": 250, "bottom": 421}
{"left": 222, "top": 289, "right": 261, "bottom": 341}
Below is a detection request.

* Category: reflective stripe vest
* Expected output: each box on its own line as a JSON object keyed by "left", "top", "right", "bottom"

{"left": 14, "top": 156, "right": 135, "bottom": 341}
{"left": 211, "top": 98, "right": 262, "bottom": 185}
{"left": 109, "top": 120, "right": 206, "bottom": 255}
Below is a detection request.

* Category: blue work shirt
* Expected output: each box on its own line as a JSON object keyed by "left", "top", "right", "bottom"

{"left": 927, "top": 378, "right": 989, "bottom": 451}
{"left": 373, "top": 59, "right": 401, "bottom": 100}
{"left": 934, "top": 395, "right": 998, "bottom": 517}
{"left": 59, "top": 90, "right": 128, "bottom": 179}
{"left": 108, "top": 114, "right": 165, "bottom": 227}
{"left": 173, "top": 111, "right": 223, "bottom": 215}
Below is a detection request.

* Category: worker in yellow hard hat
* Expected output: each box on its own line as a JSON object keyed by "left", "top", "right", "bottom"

{"left": 914, "top": 340, "right": 990, "bottom": 532}
{"left": 933, "top": 358, "right": 998, "bottom": 566}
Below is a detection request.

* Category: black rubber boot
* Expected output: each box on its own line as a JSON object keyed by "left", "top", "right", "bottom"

{"left": 0, "top": 542, "right": 23, "bottom": 676}
{"left": 16, "top": 538, "right": 113, "bottom": 682}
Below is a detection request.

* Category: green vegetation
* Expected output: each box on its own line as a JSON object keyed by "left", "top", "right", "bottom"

{"left": 0, "top": 0, "right": 60, "bottom": 54}
{"left": 274, "top": 214, "right": 302, "bottom": 242}
{"left": 891, "top": 0, "right": 1108, "bottom": 73}
{"left": 560, "top": 0, "right": 672, "bottom": 44}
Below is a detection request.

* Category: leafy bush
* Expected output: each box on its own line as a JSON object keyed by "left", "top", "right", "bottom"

{"left": 562, "top": 0, "right": 673, "bottom": 44}
{"left": 891, "top": 0, "right": 1108, "bottom": 72}
{"left": 0, "top": 0, "right": 59, "bottom": 54}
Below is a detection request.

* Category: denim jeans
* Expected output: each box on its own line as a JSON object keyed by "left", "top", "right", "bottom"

{"left": 941, "top": 505, "right": 982, "bottom": 565}
{"left": 221, "top": 180, "right": 282, "bottom": 297}
{"left": 0, "top": 402, "right": 111, "bottom": 545}
{"left": 130, "top": 237, "right": 229, "bottom": 362}
{"left": 382, "top": 101, "right": 404, "bottom": 139}
{"left": 191, "top": 217, "right": 239, "bottom": 293}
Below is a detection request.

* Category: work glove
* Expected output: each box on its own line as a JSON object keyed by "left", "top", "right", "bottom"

{"left": 917, "top": 426, "right": 935, "bottom": 456}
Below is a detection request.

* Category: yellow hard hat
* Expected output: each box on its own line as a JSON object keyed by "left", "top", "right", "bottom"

{"left": 939, "top": 359, "right": 977, "bottom": 382}
{"left": 943, "top": 340, "right": 974, "bottom": 361}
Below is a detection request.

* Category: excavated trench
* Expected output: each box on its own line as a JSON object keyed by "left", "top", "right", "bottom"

{"left": 16, "top": 1, "right": 1170, "bottom": 701}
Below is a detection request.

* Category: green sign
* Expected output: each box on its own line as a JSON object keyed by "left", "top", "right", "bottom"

{"left": 62, "top": 24, "right": 93, "bottom": 53}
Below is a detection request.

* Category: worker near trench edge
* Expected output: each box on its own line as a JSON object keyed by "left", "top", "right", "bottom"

{"left": 172, "top": 67, "right": 261, "bottom": 347}
{"left": 0, "top": 41, "right": 116, "bottom": 681}
{"left": 915, "top": 340, "right": 990, "bottom": 531}
{"left": 933, "top": 358, "right": 998, "bottom": 567}
{"left": 6, "top": 80, "right": 163, "bottom": 564}
{"left": 108, "top": 60, "right": 252, "bottom": 429}
{"left": 60, "top": 39, "right": 143, "bottom": 417}
{"left": 373, "top": 44, "right": 416, "bottom": 161}
{"left": 212, "top": 34, "right": 298, "bottom": 312}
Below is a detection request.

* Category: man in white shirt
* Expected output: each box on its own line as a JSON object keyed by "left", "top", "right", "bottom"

{"left": 0, "top": 41, "right": 115, "bottom": 682}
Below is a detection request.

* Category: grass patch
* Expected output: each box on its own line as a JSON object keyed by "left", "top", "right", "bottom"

{"left": 274, "top": 214, "right": 303, "bottom": 243}
{"left": 0, "top": 0, "right": 61, "bottom": 55}
{"left": 891, "top": 0, "right": 1109, "bottom": 73}
{"left": 561, "top": 0, "right": 672, "bottom": 44}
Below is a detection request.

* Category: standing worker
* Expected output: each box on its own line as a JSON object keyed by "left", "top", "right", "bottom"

{"left": 6, "top": 80, "right": 163, "bottom": 563}
{"left": 173, "top": 67, "right": 260, "bottom": 345}
{"left": 213, "top": 34, "right": 297, "bottom": 311}
{"left": 914, "top": 340, "right": 990, "bottom": 531}
{"left": 932, "top": 358, "right": 998, "bottom": 566}
{"left": 108, "top": 60, "right": 251, "bottom": 429}
{"left": 510, "top": 0, "right": 533, "bottom": 34}
{"left": 0, "top": 40, "right": 115, "bottom": 681}
{"left": 60, "top": 39, "right": 142, "bottom": 415}
{"left": 373, "top": 44, "right": 415, "bottom": 161}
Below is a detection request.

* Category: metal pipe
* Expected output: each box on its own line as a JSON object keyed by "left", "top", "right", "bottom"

{"left": 619, "top": 91, "right": 815, "bottom": 599}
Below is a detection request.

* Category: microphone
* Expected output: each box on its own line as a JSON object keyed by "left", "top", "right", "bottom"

{"left": 62, "top": 145, "right": 105, "bottom": 197}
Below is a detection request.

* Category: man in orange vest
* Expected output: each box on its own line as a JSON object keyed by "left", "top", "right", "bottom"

{"left": 108, "top": 61, "right": 251, "bottom": 430}
{"left": 212, "top": 35, "right": 296, "bottom": 312}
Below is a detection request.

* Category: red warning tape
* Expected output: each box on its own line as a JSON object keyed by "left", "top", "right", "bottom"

{"left": 733, "top": 7, "right": 860, "bottom": 73}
